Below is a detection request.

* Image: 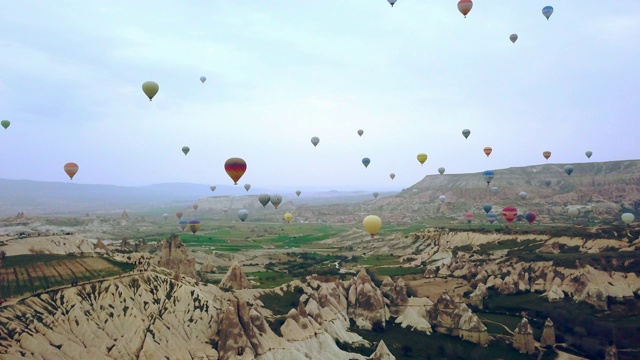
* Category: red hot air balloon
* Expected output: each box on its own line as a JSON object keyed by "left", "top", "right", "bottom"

{"left": 501, "top": 206, "right": 518, "bottom": 223}
{"left": 224, "top": 158, "right": 247, "bottom": 185}
{"left": 457, "top": 0, "right": 473, "bottom": 18}
{"left": 525, "top": 211, "right": 537, "bottom": 225}
{"left": 464, "top": 212, "right": 474, "bottom": 224}
{"left": 176, "top": 211, "right": 183, "bottom": 219}
{"left": 64, "top": 162, "right": 79, "bottom": 180}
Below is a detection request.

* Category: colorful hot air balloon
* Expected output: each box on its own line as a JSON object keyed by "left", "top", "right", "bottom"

{"left": 510, "top": 34, "right": 518, "bottom": 43}
{"left": 238, "top": 209, "right": 249, "bottom": 222}
{"left": 482, "top": 203, "right": 492, "bottom": 214}
{"left": 464, "top": 212, "right": 474, "bottom": 224}
{"left": 544, "top": 180, "right": 552, "bottom": 187}
{"left": 487, "top": 213, "right": 497, "bottom": 224}
{"left": 438, "top": 167, "right": 445, "bottom": 175}
{"left": 200, "top": 76, "right": 206, "bottom": 83}
{"left": 188, "top": 219, "right": 201, "bottom": 234}
{"left": 372, "top": 192, "right": 379, "bottom": 199}
{"left": 542, "top": 6, "right": 553, "bottom": 20}
{"left": 225, "top": 157, "right": 247, "bottom": 185}
{"left": 296, "top": 190, "right": 301, "bottom": 197}
{"left": 585, "top": 151, "right": 593, "bottom": 159}
{"left": 543, "top": 151, "right": 551, "bottom": 160}
{"left": 357, "top": 129, "right": 364, "bottom": 137}
{"left": 192, "top": 204, "right": 198, "bottom": 211}
{"left": 387, "top": 0, "right": 397, "bottom": 7}
{"left": 182, "top": 146, "right": 190, "bottom": 155}
{"left": 363, "top": 215, "right": 382, "bottom": 238}
{"left": 457, "top": 0, "right": 473, "bottom": 18}
{"left": 311, "top": 137, "right": 320, "bottom": 147}
{"left": 483, "top": 147, "right": 492, "bottom": 157}
{"left": 439, "top": 195, "right": 446, "bottom": 202}
{"left": 244, "top": 184, "right": 251, "bottom": 192}
{"left": 491, "top": 186, "right": 499, "bottom": 195}
{"left": 390, "top": 173, "right": 395, "bottom": 180}
{"left": 524, "top": 211, "right": 537, "bottom": 225}
{"left": 519, "top": 191, "right": 528, "bottom": 200}
{"left": 179, "top": 219, "right": 188, "bottom": 231}
{"left": 462, "top": 129, "right": 470, "bottom": 139}
{"left": 176, "top": 211, "right": 183, "bottom": 219}
{"left": 210, "top": 185, "right": 216, "bottom": 192}
{"left": 567, "top": 207, "right": 579, "bottom": 218}
{"left": 362, "top": 157, "right": 371, "bottom": 168}
{"left": 621, "top": 213, "right": 635, "bottom": 225}
{"left": 564, "top": 165, "right": 574, "bottom": 176}
{"left": 270, "top": 194, "right": 283, "bottom": 209}
{"left": 1, "top": 120, "right": 10, "bottom": 130}
{"left": 142, "top": 81, "right": 159, "bottom": 101}
{"left": 483, "top": 170, "right": 495, "bottom": 185}
{"left": 64, "top": 162, "right": 79, "bottom": 180}
{"left": 258, "top": 194, "right": 271, "bottom": 207}
{"left": 283, "top": 213, "right": 293, "bottom": 223}
{"left": 417, "top": 153, "right": 427, "bottom": 165}
{"left": 502, "top": 206, "right": 518, "bottom": 223}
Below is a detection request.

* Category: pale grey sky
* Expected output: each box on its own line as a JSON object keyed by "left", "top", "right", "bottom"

{"left": 0, "top": 1, "right": 638, "bottom": 191}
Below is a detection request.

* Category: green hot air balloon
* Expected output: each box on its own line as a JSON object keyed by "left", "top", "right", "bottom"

{"left": 1, "top": 120, "right": 10, "bottom": 130}
{"left": 142, "top": 81, "right": 159, "bottom": 101}
{"left": 258, "top": 194, "right": 271, "bottom": 208}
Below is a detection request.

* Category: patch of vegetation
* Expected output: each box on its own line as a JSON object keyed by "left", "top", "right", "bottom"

{"left": 370, "top": 266, "right": 423, "bottom": 277}
{"left": 258, "top": 286, "right": 305, "bottom": 316}
{"left": 514, "top": 250, "right": 640, "bottom": 272}
{"left": 249, "top": 271, "right": 294, "bottom": 289}
{"left": 346, "top": 255, "right": 399, "bottom": 266}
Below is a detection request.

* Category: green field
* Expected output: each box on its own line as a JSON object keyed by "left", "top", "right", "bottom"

{"left": 248, "top": 270, "right": 294, "bottom": 289}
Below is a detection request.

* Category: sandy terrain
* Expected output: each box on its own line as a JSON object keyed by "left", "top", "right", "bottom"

{"left": 405, "top": 277, "right": 472, "bottom": 301}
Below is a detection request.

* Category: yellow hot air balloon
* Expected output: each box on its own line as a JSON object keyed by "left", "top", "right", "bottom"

{"left": 417, "top": 153, "right": 427, "bottom": 165}
{"left": 283, "top": 213, "right": 293, "bottom": 223}
{"left": 142, "top": 81, "right": 159, "bottom": 101}
{"left": 363, "top": 215, "right": 382, "bottom": 238}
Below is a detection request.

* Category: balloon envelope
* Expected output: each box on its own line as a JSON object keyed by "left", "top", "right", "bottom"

{"left": 483, "top": 170, "right": 495, "bottom": 184}
{"left": 542, "top": 5, "right": 553, "bottom": 20}
{"left": 502, "top": 206, "right": 518, "bottom": 223}
{"left": 543, "top": 151, "right": 551, "bottom": 160}
{"left": 462, "top": 129, "right": 470, "bottom": 139}
{"left": 417, "top": 153, "right": 427, "bottom": 165}
{"left": 258, "top": 194, "right": 271, "bottom": 207}
{"left": 188, "top": 219, "right": 201, "bottom": 234}
{"left": 482, "top": 203, "right": 492, "bottom": 214}
{"left": 487, "top": 213, "right": 497, "bottom": 224}
{"left": 1, "top": 120, "right": 10, "bottom": 130}
{"left": 438, "top": 167, "right": 445, "bottom": 175}
{"left": 200, "top": 76, "right": 206, "bottom": 83}
{"left": 238, "top": 209, "right": 249, "bottom": 222}
{"left": 64, "top": 162, "right": 79, "bottom": 180}
{"left": 182, "top": 146, "right": 190, "bottom": 155}
{"left": 439, "top": 195, "right": 446, "bottom": 202}
{"left": 192, "top": 204, "right": 198, "bottom": 211}
{"left": 544, "top": 180, "right": 552, "bottom": 187}
{"left": 457, "top": 0, "right": 473, "bottom": 17}
{"left": 176, "top": 211, "right": 183, "bottom": 219}
{"left": 225, "top": 158, "right": 247, "bottom": 185}
{"left": 564, "top": 165, "right": 574, "bottom": 176}
{"left": 210, "top": 186, "right": 216, "bottom": 192}
{"left": 244, "top": 184, "right": 251, "bottom": 192}
{"left": 510, "top": 34, "right": 518, "bottom": 43}
{"left": 491, "top": 187, "right": 499, "bottom": 195}
{"left": 179, "top": 219, "right": 187, "bottom": 231}
{"left": 142, "top": 81, "right": 159, "bottom": 101}
{"left": 387, "top": 0, "right": 397, "bottom": 6}
{"left": 585, "top": 151, "right": 593, "bottom": 159}
{"left": 519, "top": 191, "right": 528, "bottom": 200}
{"left": 283, "top": 213, "right": 293, "bottom": 223}
{"left": 568, "top": 207, "right": 579, "bottom": 218}
{"left": 357, "top": 129, "right": 364, "bottom": 137}
{"left": 270, "top": 194, "right": 283, "bottom": 209}
{"left": 296, "top": 190, "right": 301, "bottom": 197}
{"left": 483, "top": 147, "right": 492, "bottom": 157}
{"left": 363, "top": 215, "right": 382, "bottom": 238}
{"left": 372, "top": 192, "right": 379, "bottom": 199}
{"left": 525, "top": 211, "right": 537, "bottom": 225}
{"left": 389, "top": 173, "right": 395, "bottom": 180}
{"left": 311, "top": 136, "right": 320, "bottom": 147}
{"left": 621, "top": 213, "right": 635, "bottom": 225}
{"left": 362, "top": 157, "right": 371, "bottom": 168}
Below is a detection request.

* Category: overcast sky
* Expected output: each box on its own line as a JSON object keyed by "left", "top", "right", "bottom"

{"left": 0, "top": 1, "right": 638, "bottom": 191}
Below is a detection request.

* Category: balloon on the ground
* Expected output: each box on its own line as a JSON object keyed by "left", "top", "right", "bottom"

{"left": 142, "top": 81, "right": 159, "bottom": 101}
{"left": 64, "top": 162, "right": 79, "bottom": 180}
{"left": 225, "top": 157, "right": 247, "bottom": 185}
{"left": 363, "top": 215, "right": 382, "bottom": 238}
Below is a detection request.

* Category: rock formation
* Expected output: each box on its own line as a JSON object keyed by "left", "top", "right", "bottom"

{"left": 346, "top": 269, "right": 390, "bottom": 330}
{"left": 156, "top": 234, "right": 197, "bottom": 279}
{"left": 379, "top": 276, "right": 408, "bottom": 315}
{"left": 540, "top": 318, "right": 555, "bottom": 347}
{"left": 605, "top": 344, "right": 618, "bottom": 360}
{"left": 219, "top": 262, "right": 251, "bottom": 290}
{"left": 513, "top": 318, "right": 536, "bottom": 354}
{"left": 469, "top": 283, "right": 487, "bottom": 309}
{"left": 428, "top": 292, "right": 489, "bottom": 346}
{"left": 370, "top": 340, "right": 395, "bottom": 360}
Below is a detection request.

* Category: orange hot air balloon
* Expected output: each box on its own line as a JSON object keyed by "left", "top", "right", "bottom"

{"left": 64, "top": 162, "right": 79, "bottom": 180}
{"left": 543, "top": 151, "right": 551, "bottom": 160}
{"left": 457, "top": 0, "right": 473, "bottom": 18}
{"left": 483, "top": 147, "right": 492, "bottom": 157}
{"left": 224, "top": 157, "right": 247, "bottom": 185}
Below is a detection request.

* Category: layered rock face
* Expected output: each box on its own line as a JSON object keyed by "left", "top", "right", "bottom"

{"left": 605, "top": 344, "right": 619, "bottom": 360}
{"left": 540, "top": 318, "right": 556, "bottom": 346}
{"left": 156, "top": 234, "right": 197, "bottom": 279}
{"left": 346, "top": 269, "right": 390, "bottom": 330}
{"left": 219, "top": 262, "right": 251, "bottom": 290}
{"left": 513, "top": 318, "right": 536, "bottom": 354}
{"left": 428, "top": 292, "right": 489, "bottom": 346}
{"left": 370, "top": 340, "right": 395, "bottom": 360}
{"left": 379, "top": 277, "right": 408, "bottom": 316}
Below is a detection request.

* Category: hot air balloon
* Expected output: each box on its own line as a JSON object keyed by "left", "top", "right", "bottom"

{"left": 542, "top": 6, "right": 553, "bottom": 20}
{"left": 210, "top": 186, "right": 216, "bottom": 192}
{"left": 142, "top": 81, "right": 159, "bottom": 101}
{"left": 621, "top": 213, "right": 635, "bottom": 225}
{"left": 64, "top": 162, "right": 79, "bottom": 180}
{"left": 373, "top": 192, "right": 379, "bottom": 199}
{"left": 1, "top": 120, "right": 10, "bottom": 130}
{"left": 491, "top": 186, "right": 499, "bottom": 195}
{"left": 357, "top": 129, "right": 364, "bottom": 137}
{"left": 389, "top": 173, "right": 395, "bottom": 180}
{"left": 388, "top": 0, "right": 397, "bottom": 7}
{"left": 222, "top": 207, "right": 228, "bottom": 215}
{"left": 244, "top": 184, "right": 251, "bottom": 192}
{"left": 296, "top": 190, "right": 301, "bottom": 197}
{"left": 238, "top": 209, "right": 249, "bottom": 222}
{"left": 362, "top": 157, "right": 371, "bottom": 168}
{"left": 519, "top": 191, "right": 528, "bottom": 200}
{"left": 516, "top": 212, "right": 525, "bottom": 223}
{"left": 457, "top": 0, "right": 473, "bottom": 18}
{"left": 270, "top": 194, "right": 282, "bottom": 209}
{"left": 438, "top": 167, "right": 445, "bottom": 175}
{"left": 564, "top": 165, "right": 574, "bottom": 176}
{"left": 200, "top": 76, "right": 206, "bottom": 83}
{"left": 176, "top": 211, "right": 183, "bottom": 219}
{"left": 568, "top": 207, "right": 579, "bottom": 218}
{"left": 464, "top": 212, "right": 474, "bottom": 224}
{"left": 188, "top": 219, "right": 201, "bottom": 234}
{"left": 439, "top": 195, "right": 446, "bottom": 202}
{"left": 524, "top": 211, "right": 537, "bottom": 225}
{"left": 258, "top": 194, "right": 271, "bottom": 208}
{"left": 543, "top": 151, "right": 551, "bottom": 160}
{"left": 502, "top": 206, "right": 518, "bottom": 223}
{"left": 192, "top": 204, "right": 199, "bottom": 211}
{"left": 417, "top": 153, "right": 427, "bottom": 165}
{"left": 179, "top": 219, "right": 188, "bottom": 231}
{"left": 283, "top": 213, "right": 293, "bottom": 223}
{"left": 510, "top": 34, "right": 518, "bottom": 43}
{"left": 487, "top": 213, "right": 497, "bottom": 224}
{"left": 544, "top": 180, "right": 552, "bottom": 187}
{"left": 462, "top": 129, "right": 470, "bottom": 139}
{"left": 363, "top": 215, "right": 382, "bottom": 238}
{"left": 585, "top": 151, "right": 593, "bottom": 159}
{"left": 483, "top": 147, "right": 492, "bottom": 157}
{"left": 310, "top": 137, "right": 320, "bottom": 147}
{"left": 483, "top": 170, "right": 495, "bottom": 185}
{"left": 482, "top": 203, "right": 492, "bottom": 214}
{"left": 225, "top": 158, "right": 247, "bottom": 185}
{"left": 162, "top": 213, "right": 168, "bottom": 221}
{"left": 182, "top": 146, "right": 190, "bottom": 156}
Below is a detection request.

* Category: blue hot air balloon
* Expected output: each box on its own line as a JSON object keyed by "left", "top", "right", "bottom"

{"left": 362, "top": 157, "right": 371, "bottom": 168}
{"left": 487, "top": 213, "right": 497, "bottom": 224}
{"left": 483, "top": 170, "right": 495, "bottom": 185}
{"left": 179, "top": 219, "right": 188, "bottom": 231}
{"left": 482, "top": 203, "right": 492, "bottom": 214}
{"left": 542, "top": 6, "right": 554, "bottom": 20}
{"left": 564, "top": 165, "right": 574, "bottom": 176}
